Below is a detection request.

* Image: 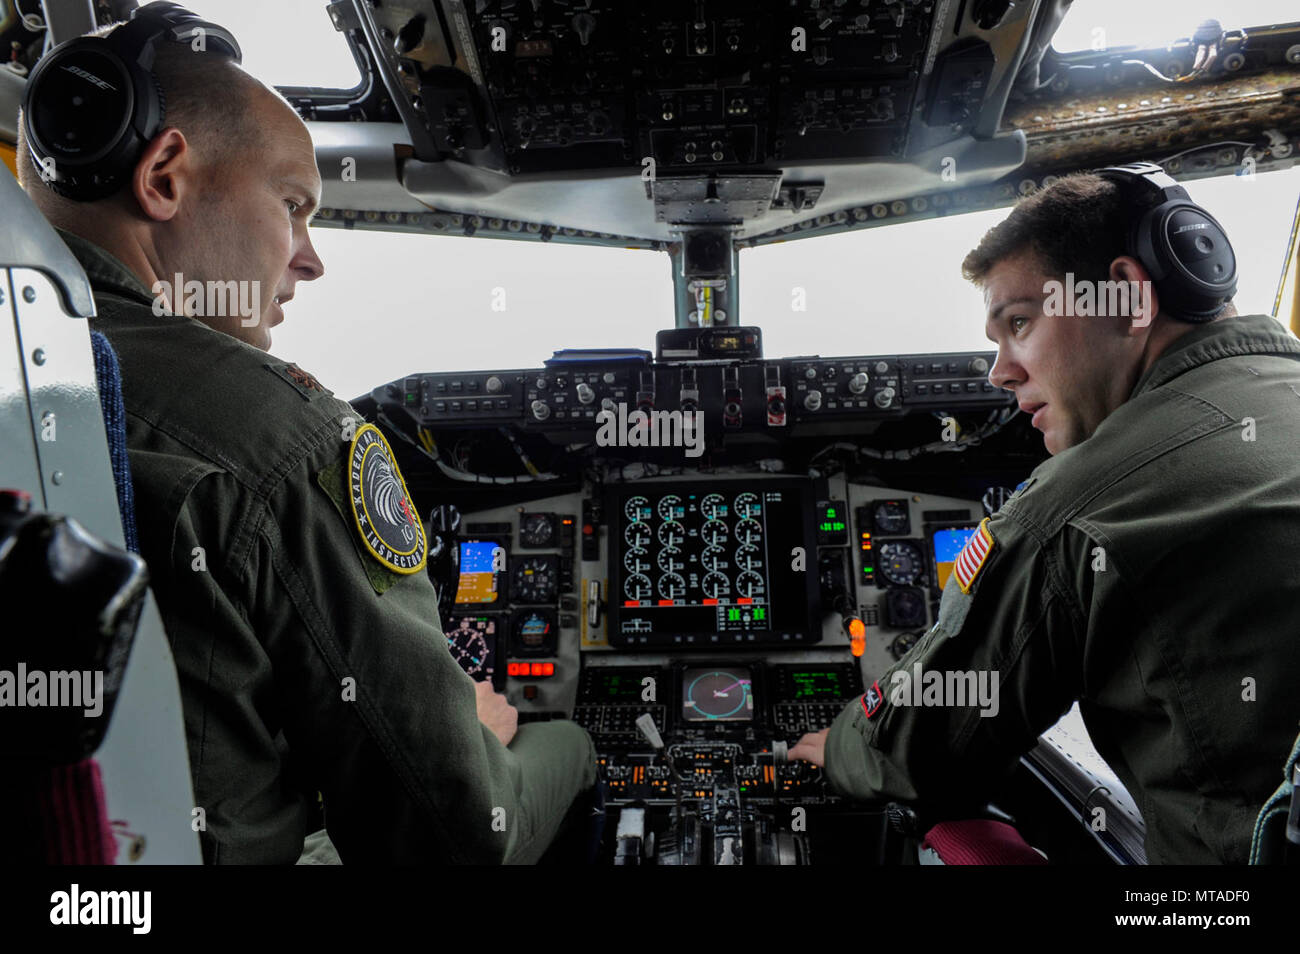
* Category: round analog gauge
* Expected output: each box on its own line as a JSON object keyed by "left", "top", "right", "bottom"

{"left": 701, "top": 493, "right": 727, "bottom": 520}
{"left": 624, "top": 572, "right": 652, "bottom": 601}
{"left": 733, "top": 544, "right": 761, "bottom": 571}
{"left": 624, "top": 522, "right": 651, "bottom": 548}
{"left": 657, "top": 520, "right": 685, "bottom": 547}
{"left": 701, "top": 519, "right": 728, "bottom": 546}
{"left": 446, "top": 618, "right": 492, "bottom": 678}
{"left": 512, "top": 610, "right": 555, "bottom": 655}
{"left": 657, "top": 494, "right": 685, "bottom": 522}
{"left": 519, "top": 513, "right": 555, "bottom": 547}
{"left": 657, "top": 547, "right": 684, "bottom": 574}
{"left": 624, "top": 495, "right": 651, "bottom": 524}
{"left": 702, "top": 571, "right": 730, "bottom": 599}
{"left": 700, "top": 545, "right": 726, "bottom": 572}
{"left": 736, "top": 518, "right": 762, "bottom": 546}
{"left": 735, "top": 569, "right": 764, "bottom": 599}
{"left": 511, "top": 557, "right": 557, "bottom": 603}
{"left": 873, "top": 501, "right": 909, "bottom": 535}
{"left": 877, "top": 541, "right": 923, "bottom": 586}
{"left": 890, "top": 631, "right": 920, "bottom": 661}
{"left": 733, "top": 492, "right": 761, "bottom": 519}
{"left": 624, "top": 547, "right": 650, "bottom": 574}
{"left": 659, "top": 572, "right": 685, "bottom": 601}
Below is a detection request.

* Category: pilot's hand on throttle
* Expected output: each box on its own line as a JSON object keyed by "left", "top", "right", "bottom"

{"left": 789, "top": 728, "right": 829, "bottom": 768}
{"left": 474, "top": 679, "right": 518, "bottom": 747}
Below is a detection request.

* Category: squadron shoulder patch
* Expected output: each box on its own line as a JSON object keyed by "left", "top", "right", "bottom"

{"left": 266, "top": 362, "right": 332, "bottom": 400}
{"left": 347, "top": 423, "right": 427, "bottom": 574}
{"left": 953, "top": 517, "right": 995, "bottom": 594}
{"left": 861, "top": 680, "right": 885, "bottom": 719}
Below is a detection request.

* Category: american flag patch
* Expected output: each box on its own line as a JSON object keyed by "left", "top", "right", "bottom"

{"left": 953, "top": 518, "right": 995, "bottom": 593}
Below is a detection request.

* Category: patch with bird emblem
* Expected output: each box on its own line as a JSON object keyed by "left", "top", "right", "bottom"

{"left": 347, "top": 423, "right": 427, "bottom": 574}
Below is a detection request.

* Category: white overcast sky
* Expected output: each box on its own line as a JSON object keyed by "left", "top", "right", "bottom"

{"left": 198, "top": 1, "right": 1300, "bottom": 400}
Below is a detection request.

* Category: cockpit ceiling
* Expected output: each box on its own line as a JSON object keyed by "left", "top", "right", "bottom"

{"left": 294, "top": 2, "right": 1300, "bottom": 247}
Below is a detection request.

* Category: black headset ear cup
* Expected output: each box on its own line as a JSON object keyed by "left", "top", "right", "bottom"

{"left": 1099, "top": 164, "right": 1238, "bottom": 322}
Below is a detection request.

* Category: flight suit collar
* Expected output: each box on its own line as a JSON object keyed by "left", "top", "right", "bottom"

{"left": 1131, "top": 313, "right": 1300, "bottom": 399}
{"left": 55, "top": 228, "right": 157, "bottom": 307}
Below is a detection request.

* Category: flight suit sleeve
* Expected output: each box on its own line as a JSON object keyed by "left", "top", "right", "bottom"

{"left": 155, "top": 428, "right": 596, "bottom": 864}
{"left": 822, "top": 515, "right": 1092, "bottom": 807}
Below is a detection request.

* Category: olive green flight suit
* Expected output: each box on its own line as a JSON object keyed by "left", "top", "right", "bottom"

{"left": 62, "top": 231, "right": 597, "bottom": 864}
{"left": 825, "top": 313, "right": 1300, "bottom": 864}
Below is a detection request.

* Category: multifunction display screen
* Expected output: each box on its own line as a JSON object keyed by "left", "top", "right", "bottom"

{"left": 608, "top": 479, "right": 819, "bottom": 647}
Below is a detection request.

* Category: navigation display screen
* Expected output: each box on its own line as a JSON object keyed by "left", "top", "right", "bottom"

{"left": 607, "top": 479, "right": 819, "bottom": 647}
{"left": 681, "top": 667, "right": 754, "bottom": 722}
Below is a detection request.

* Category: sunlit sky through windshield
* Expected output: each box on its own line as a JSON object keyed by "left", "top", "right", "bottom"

{"left": 197, "top": 1, "right": 1300, "bottom": 400}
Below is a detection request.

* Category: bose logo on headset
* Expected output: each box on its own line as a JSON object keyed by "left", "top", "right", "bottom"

{"left": 21, "top": 1, "right": 241, "bottom": 201}
{"left": 60, "top": 65, "right": 117, "bottom": 91}
{"left": 1096, "top": 161, "right": 1238, "bottom": 322}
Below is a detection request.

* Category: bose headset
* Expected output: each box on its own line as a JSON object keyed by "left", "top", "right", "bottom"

{"left": 1096, "top": 161, "right": 1238, "bottom": 320}
{"left": 21, "top": 1, "right": 241, "bottom": 202}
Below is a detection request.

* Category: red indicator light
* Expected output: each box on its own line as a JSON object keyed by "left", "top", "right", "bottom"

{"left": 657, "top": 599, "right": 674, "bottom": 606}
{"left": 703, "top": 598, "right": 718, "bottom": 606}
{"left": 737, "top": 598, "right": 753, "bottom": 605}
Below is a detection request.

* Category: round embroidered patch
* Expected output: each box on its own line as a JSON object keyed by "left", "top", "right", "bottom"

{"left": 348, "top": 423, "right": 427, "bottom": 573}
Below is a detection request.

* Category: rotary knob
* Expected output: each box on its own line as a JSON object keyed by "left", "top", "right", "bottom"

{"left": 576, "top": 383, "right": 595, "bottom": 404}
{"left": 847, "top": 372, "right": 869, "bottom": 395}
{"left": 803, "top": 390, "right": 823, "bottom": 412}
{"left": 968, "top": 357, "right": 990, "bottom": 375}
{"left": 485, "top": 375, "right": 503, "bottom": 394}
{"left": 874, "top": 361, "right": 890, "bottom": 375}
{"left": 873, "top": 388, "right": 896, "bottom": 409}
{"left": 531, "top": 400, "right": 551, "bottom": 421}
{"left": 804, "top": 366, "right": 818, "bottom": 380}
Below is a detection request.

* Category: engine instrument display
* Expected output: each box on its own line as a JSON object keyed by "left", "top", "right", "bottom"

{"left": 607, "top": 479, "right": 819, "bottom": 647}
{"left": 681, "top": 667, "right": 754, "bottom": 722}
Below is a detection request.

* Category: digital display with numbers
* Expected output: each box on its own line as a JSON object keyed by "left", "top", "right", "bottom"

{"left": 817, "top": 501, "right": 848, "bottom": 545}
{"left": 607, "top": 479, "right": 819, "bottom": 647}
{"left": 788, "top": 669, "right": 848, "bottom": 700}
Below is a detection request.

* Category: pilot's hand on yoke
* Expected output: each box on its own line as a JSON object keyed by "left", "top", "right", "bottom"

{"left": 789, "top": 728, "right": 829, "bottom": 767}
{"left": 474, "top": 679, "right": 519, "bottom": 747}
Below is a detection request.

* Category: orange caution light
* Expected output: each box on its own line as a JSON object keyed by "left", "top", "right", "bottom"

{"left": 848, "top": 618, "right": 866, "bottom": 639}
{"left": 850, "top": 634, "right": 866, "bottom": 658}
